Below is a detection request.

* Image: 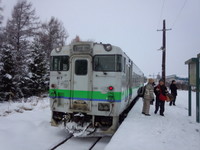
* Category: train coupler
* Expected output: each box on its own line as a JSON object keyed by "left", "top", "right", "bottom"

{"left": 65, "top": 113, "right": 95, "bottom": 137}
{"left": 66, "top": 121, "right": 95, "bottom": 137}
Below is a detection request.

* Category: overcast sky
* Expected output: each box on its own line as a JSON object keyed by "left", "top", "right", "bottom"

{"left": 1, "top": 0, "right": 200, "bottom": 77}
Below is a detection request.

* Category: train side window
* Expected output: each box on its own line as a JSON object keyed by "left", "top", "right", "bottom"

{"left": 123, "top": 57, "right": 126, "bottom": 73}
{"left": 50, "top": 56, "right": 69, "bottom": 71}
{"left": 116, "top": 55, "right": 122, "bottom": 72}
{"left": 75, "top": 60, "right": 88, "bottom": 75}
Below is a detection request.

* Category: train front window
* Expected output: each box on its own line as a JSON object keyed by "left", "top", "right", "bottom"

{"left": 94, "top": 55, "right": 122, "bottom": 72}
{"left": 75, "top": 59, "right": 88, "bottom": 75}
{"left": 50, "top": 56, "right": 69, "bottom": 71}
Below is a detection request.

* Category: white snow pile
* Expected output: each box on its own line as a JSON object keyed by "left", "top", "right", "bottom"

{"left": 4, "top": 73, "right": 12, "bottom": 79}
{"left": 0, "top": 96, "right": 49, "bottom": 116}
{"left": 105, "top": 91, "right": 200, "bottom": 150}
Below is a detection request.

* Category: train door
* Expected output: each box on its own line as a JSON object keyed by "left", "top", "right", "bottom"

{"left": 70, "top": 56, "right": 92, "bottom": 111}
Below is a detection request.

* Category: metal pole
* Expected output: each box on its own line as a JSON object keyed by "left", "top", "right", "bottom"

{"left": 188, "top": 85, "right": 192, "bottom": 116}
{"left": 196, "top": 58, "right": 200, "bottom": 123}
{"left": 188, "top": 64, "right": 192, "bottom": 116}
{"left": 162, "top": 20, "right": 166, "bottom": 83}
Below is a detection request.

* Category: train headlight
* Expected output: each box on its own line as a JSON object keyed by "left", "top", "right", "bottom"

{"left": 103, "top": 44, "right": 112, "bottom": 51}
{"left": 98, "top": 103, "right": 110, "bottom": 111}
{"left": 55, "top": 47, "right": 62, "bottom": 53}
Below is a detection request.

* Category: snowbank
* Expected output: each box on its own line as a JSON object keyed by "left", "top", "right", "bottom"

{"left": 0, "top": 96, "right": 49, "bottom": 116}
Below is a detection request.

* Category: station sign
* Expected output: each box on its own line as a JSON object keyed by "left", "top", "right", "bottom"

{"left": 189, "top": 62, "right": 196, "bottom": 86}
{"left": 185, "top": 58, "right": 197, "bottom": 86}
{"left": 185, "top": 53, "right": 200, "bottom": 123}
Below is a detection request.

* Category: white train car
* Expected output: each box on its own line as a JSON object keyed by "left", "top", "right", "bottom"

{"left": 49, "top": 42, "right": 144, "bottom": 137}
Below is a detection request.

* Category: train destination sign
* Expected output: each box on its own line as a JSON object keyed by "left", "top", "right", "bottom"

{"left": 73, "top": 44, "right": 91, "bottom": 53}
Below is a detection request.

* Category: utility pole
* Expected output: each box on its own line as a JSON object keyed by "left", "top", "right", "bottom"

{"left": 157, "top": 20, "right": 171, "bottom": 84}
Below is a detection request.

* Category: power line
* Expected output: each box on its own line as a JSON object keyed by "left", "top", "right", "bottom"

{"left": 157, "top": 0, "right": 166, "bottom": 29}
{"left": 171, "top": 0, "right": 188, "bottom": 28}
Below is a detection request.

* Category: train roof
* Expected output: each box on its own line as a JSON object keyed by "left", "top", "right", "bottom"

{"left": 51, "top": 41, "right": 123, "bottom": 56}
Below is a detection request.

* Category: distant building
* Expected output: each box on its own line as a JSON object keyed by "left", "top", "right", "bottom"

{"left": 166, "top": 74, "right": 188, "bottom": 84}
{"left": 166, "top": 74, "right": 188, "bottom": 90}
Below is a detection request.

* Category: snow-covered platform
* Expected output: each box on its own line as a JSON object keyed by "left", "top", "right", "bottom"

{"left": 105, "top": 91, "right": 200, "bottom": 150}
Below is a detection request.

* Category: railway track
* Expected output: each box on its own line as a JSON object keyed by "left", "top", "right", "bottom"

{"left": 88, "top": 137, "right": 102, "bottom": 150}
{"left": 49, "top": 134, "right": 110, "bottom": 150}
{"left": 49, "top": 134, "right": 73, "bottom": 150}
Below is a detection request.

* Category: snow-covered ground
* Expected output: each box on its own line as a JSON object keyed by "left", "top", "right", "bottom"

{"left": 105, "top": 90, "right": 200, "bottom": 150}
{"left": 0, "top": 91, "right": 199, "bottom": 150}
{"left": 0, "top": 97, "right": 67, "bottom": 150}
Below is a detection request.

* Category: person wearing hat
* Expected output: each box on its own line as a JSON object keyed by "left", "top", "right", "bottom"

{"left": 142, "top": 78, "right": 154, "bottom": 116}
{"left": 169, "top": 80, "right": 178, "bottom": 106}
{"left": 154, "top": 79, "right": 168, "bottom": 116}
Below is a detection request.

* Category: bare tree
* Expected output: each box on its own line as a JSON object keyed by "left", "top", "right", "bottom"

{"left": 0, "top": 0, "right": 3, "bottom": 25}
{"left": 39, "top": 16, "right": 68, "bottom": 58}
{"left": 6, "top": 0, "right": 39, "bottom": 52}
{"left": 0, "top": 0, "right": 4, "bottom": 74}
{"left": 0, "top": 0, "right": 4, "bottom": 46}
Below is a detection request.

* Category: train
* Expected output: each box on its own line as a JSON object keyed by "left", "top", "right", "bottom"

{"left": 49, "top": 41, "right": 144, "bottom": 137}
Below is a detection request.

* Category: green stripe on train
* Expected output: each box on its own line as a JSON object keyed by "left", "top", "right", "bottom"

{"left": 49, "top": 86, "right": 139, "bottom": 101}
{"left": 49, "top": 89, "right": 121, "bottom": 101}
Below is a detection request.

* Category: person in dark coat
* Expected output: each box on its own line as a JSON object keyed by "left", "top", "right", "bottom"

{"left": 169, "top": 80, "right": 178, "bottom": 106}
{"left": 154, "top": 79, "right": 168, "bottom": 116}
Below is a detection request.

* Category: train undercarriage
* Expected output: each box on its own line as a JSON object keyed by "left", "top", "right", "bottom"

{"left": 50, "top": 96, "right": 139, "bottom": 137}
{"left": 51, "top": 111, "right": 118, "bottom": 137}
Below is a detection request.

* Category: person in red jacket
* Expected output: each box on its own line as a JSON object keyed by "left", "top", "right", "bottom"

{"left": 154, "top": 79, "right": 168, "bottom": 116}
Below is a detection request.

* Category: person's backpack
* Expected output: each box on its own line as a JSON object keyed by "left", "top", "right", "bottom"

{"left": 137, "top": 86, "right": 146, "bottom": 97}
